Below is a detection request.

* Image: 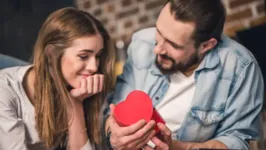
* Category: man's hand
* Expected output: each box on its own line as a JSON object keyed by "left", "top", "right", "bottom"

{"left": 142, "top": 123, "right": 172, "bottom": 150}
{"left": 108, "top": 104, "right": 157, "bottom": 150}
{"left": 142, "top": 122, "right": 229, "bottom": 150}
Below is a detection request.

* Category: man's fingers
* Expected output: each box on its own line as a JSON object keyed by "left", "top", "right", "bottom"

{"left": 157, "top": 123, "right": 171, "bottom": 141}
{"left": 108, "top": 104, "right": 119, "bottom": 129}
{"left": 127, "top": 120, "right": 155, "bottom": 137}
{"left": 126, "top": 129, "right": 154, "bottom": 148}
{"left": 117, "top": 119, "right": 147, "bottom": 136}
{"left": 157, "top": 123, "right": 171, "bottom": 135}
{"left": 151, "top": 137, "right": 169, "bottom": 150}
{"left": 134, "top": 130, "right": 156, "bottom": 149}
{"left": 108, "top": 104, "right": 118, "bottom": 127}
{"left": 116, "top": 120, "right": 154, "bottom": 145}
{"left": 114, "top": 122, "right": 155, "bottom": 149}
{"left": 109, "top": 104, "right": 116, "bottom": 116}
{"left": 142, "top": 145, "right": 154, "bottom": 150}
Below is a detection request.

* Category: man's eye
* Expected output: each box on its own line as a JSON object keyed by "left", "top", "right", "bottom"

{"left": 155, "top": 42, "right": 158, "bottom": 46}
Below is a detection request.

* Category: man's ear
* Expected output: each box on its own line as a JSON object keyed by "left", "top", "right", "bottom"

{"left": 199, "top": 38, "right": 218, "bottom": 54}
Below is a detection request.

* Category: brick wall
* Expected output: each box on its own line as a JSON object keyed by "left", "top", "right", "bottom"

{"left": 76, "top": 0, "right": 265, "bottom": 43}
{"left": 223, "top": 0, "right": 265, "bottom": 37}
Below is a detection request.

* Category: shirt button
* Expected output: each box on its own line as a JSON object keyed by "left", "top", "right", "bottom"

{"left": 155, "top": 97, "right": 159, "bottom": 100}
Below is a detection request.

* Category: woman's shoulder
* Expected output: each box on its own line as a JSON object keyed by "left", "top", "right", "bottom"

{"left": 0, "top": 65, "right": 31, "bottom": 106}
{"left": 0, "top": 65, "right": 31, "bottom": 76}
{"left": 0, "top": 65, "right": 32, "bottom": 83}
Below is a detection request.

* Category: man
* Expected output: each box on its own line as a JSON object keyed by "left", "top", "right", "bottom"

{"left": 104, "top": 0, "right": 264, "bottom": 149}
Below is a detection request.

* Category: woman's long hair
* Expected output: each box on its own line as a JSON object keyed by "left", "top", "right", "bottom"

{"left": 32, "top": 7, "right": 115, "bottom": 148}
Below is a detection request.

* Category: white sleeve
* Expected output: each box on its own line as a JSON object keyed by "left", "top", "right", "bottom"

{"left": 0, "top": 86, "right": 28, "bottom": 150}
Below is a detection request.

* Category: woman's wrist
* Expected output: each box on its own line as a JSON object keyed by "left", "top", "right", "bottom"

{"left": 67, "top": 100, "right": 84, "bottom": 120}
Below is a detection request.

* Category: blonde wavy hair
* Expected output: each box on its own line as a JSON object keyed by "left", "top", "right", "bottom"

{"left": 32, "top": 7, "right": 115, "bottom": 148}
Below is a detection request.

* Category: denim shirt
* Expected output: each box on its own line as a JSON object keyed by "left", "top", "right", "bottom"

{"left": 107, "top": 27, "right": 264, "bottom": 149}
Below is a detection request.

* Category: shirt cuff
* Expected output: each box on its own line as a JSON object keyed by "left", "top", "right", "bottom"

{"left": 213, "top": 136, "right": 249, "bottom": 149}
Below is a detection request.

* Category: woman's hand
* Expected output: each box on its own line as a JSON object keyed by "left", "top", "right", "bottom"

{"left": 70, "top": 74, "right": 104, "bottom": 104}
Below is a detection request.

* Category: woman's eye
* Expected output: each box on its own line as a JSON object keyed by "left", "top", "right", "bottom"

{"left": 78, "top": 55, "right": 88, "bottom": 60}
{"left": 96, "top": 53, "right": 103, "bottom": 59}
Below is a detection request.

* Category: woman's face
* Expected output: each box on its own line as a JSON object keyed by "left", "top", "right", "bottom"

{"left": 61, "top": 34, "right": 104, "bottom": 88}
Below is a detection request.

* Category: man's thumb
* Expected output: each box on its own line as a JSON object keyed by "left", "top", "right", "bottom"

{"left": 109, "top": 104, "right": 116, "bottom": 116}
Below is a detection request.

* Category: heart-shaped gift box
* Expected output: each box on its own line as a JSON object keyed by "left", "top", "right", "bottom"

{"left": 114, "top": 90, "right": 165, "bottom": 132}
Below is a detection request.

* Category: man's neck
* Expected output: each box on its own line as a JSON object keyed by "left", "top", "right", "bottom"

{"left": 181, "top": 63, "right": 199, "bottom": 77}
{"left": 181, "top": 56, "right": 204, "bottom": 77}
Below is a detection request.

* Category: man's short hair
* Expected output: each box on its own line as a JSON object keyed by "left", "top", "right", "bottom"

{"left": 168, "top": 0, "right": 226, "bottom": 48}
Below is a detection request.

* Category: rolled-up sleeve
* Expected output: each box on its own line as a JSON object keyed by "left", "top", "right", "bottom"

{"left": 0, "top": 87, "right": 28, "bottom": 150}
{"left": 213, "top": 62, "right": 264, "bottom": 149}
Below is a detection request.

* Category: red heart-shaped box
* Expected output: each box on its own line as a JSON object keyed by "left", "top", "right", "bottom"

{"left": 114, "top": 90, "right": 165, "bottom": 132}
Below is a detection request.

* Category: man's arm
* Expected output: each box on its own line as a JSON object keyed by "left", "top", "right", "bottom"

{"left": 144, "top": 123, "right": 227, "bottom": 150}
{"left": 210, "top": 61, "right": 264, "bottom": 149}
{"left": 174, "top": 61, "right": 263, "bottom": 150}
{"left": 172, "top": 139, "right": 228, "bottom": 149}
{"left": 148, "top": 61, "right": 264, "bottom": 150}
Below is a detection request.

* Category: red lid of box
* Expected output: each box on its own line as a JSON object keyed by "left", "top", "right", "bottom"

{"left": 114, "top": 90, "right": 153, "bottom": 126}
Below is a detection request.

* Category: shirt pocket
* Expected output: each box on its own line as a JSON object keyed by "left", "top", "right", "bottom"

{"left": 179, "top": 108, "right": 225, "bottom": 142}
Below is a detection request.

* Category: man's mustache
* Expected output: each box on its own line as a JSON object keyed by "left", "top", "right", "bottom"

{"left": 159, "top": 54, "right": 174, "bottom": 62}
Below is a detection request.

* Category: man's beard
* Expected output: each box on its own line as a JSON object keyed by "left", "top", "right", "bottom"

{"left": 155, "top": 52, "right": 200, "bottom": 74}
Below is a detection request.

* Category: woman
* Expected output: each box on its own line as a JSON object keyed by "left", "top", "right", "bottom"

{"left": 0, "top": 7, "right": 115, "bottom": 150}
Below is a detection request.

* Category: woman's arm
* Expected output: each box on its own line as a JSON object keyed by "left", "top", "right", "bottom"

{"left": 0, "top": 88, "right": 29, "bottom": 150}
{"left": 68, "top": 75, "right": 104, "bottom": 150}
{"left": 67, "top": 103, "right": 91, "bottom": 150}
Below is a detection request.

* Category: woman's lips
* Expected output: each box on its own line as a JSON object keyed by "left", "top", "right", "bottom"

{"left": 80, "top": 74, "right": 91, "bottom": 78}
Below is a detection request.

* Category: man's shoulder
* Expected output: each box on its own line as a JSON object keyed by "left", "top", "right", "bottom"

{"left": 127, "top": 27, "right": 157, "bottom": 69}
{"left": 217, "top": 35, "right": 257, "bottom": 67}
{"left": 132, "top": 27, "right": 156, "bottom": 42}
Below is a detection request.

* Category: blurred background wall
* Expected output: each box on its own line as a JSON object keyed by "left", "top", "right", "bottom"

{"left": 1, "top": 0, "right": 265, "bottom": 62}
{"left": 1, "top": 0, "right": 74, "bottom": 61}
{"left": 76, "top": 0, "right": 266, "bottom": 43}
